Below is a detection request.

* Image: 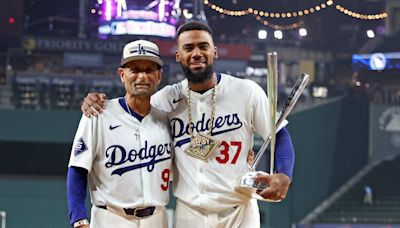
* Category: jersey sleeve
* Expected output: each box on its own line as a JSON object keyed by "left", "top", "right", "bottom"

{"left": 151, "top": 85, "right": 171, "bottom": 110}
{"left": 68, "top": 114, "right": 98, "bottom": 172}
{"left": 151, "top": 83, "right": 183, "bottom": 112}
{"left": 251, "top": 81, "right": 288, "bottom": 140}
{"left": 250, "top": 81, "right": 272, "bottom": 140}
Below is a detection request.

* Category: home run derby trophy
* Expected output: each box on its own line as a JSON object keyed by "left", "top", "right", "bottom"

{"left": 234, "top": 52, "right": 309, "bottom": 202}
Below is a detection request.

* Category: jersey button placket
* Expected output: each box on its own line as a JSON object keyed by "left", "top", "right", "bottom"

{"left": 133, "top": 122, "right": 141, "bottom": 144}
{"left": 139, "top": 125, "right": 145, "bottom": 199}
{"left": 198, "top": 166, "right": 206, "bottom": 194}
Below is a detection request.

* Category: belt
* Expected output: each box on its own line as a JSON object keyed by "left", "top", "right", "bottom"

{"left": 97, "top": 205, "right": 156, "bottom": 218}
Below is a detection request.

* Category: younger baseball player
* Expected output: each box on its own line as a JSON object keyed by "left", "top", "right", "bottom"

{"left": 67, "top": 40, "right": 173, "bottom": 228}
{"left": 80, "top": 21, "right": 295, "bottom": 228}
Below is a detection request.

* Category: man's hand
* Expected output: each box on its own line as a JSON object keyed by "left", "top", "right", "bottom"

{"left": 254, "top": 173, "right": 291, "bottom": 201}
{"left": 81, "top": 93, "right": 107, "bottom": 117}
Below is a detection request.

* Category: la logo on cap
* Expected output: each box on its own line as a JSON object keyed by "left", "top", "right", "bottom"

{"left": 137, "top": 43, "right": 146, "bottom": 55}
{"left": 120, "top": 39, "right": 163, "bottom": 67}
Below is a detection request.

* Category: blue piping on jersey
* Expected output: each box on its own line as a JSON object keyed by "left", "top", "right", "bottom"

{"left": 118, "top": 97, "right": 144, "bottom": 122}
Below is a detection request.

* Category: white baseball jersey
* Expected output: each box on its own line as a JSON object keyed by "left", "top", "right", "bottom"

{"left": 151, "top": 73, "right": 284, "bottom": 211}
{"left": 69, "top": 98, "right": 173, "bottom": 209}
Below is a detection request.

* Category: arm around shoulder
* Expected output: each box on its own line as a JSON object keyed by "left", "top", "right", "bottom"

{"left": 81, "top": 93, "right": 107, "bottom": 117}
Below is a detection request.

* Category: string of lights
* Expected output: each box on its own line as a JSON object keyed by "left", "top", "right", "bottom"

{"left": 203, "top": 0, "right": 388, "bottom": 27}
{"left": 249, "top": 0, "right": 334, "bottom": 19}
{"left": 254, "top": 15, "right": 304, "bottom": 30}
{"left": 203, "top": 0, "right": 335, "bottom": 18}
{"left": 335, "top": 4, "right": 387, "bottom": 20}
{"left": 203, "top": 0, "right": 249, "bottom": 16}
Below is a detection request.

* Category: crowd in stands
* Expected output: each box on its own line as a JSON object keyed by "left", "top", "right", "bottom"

{"left": 3, "top": 50, "right": 399, "bottom": 111}
{"left": 8, "top": 74, "right": 400, "bottom": 111}
{"left": 11, "top": 74, "right": 125, "bottom": 110}
{"left": 7, "top": 71, "right": 347, "bottom": 111}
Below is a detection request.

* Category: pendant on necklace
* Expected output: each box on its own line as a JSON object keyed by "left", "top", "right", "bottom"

{"left": 184, "top": 133, "right": 221, "bottom": 161}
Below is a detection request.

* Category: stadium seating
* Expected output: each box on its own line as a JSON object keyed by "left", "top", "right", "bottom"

{"left": 9, "top": 72, "right": 128, "bottom": 110}
{"left": 313, "top": 154, "right": 400, "bottom": 224}
{"left": 12, "top": 77, "right": 39, "bottom": 109}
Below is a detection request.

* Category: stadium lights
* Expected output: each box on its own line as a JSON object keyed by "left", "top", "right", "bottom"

{"left": 8, "top": 17, "right": 15, "bottom": 24}
{"left": 367, "top": 29, "right": 375, "bottom": 38}
{"left": 274, "top": 30, "right": 283, "bottom": 39}
{"left": 159, "top": 0, "right": 165, "bottom": 21}
{"left": 183, "top": 9, "right": 193, "bottom": 19}
{"left": 258, "top": 30, "right": 267, "bottom": 39}
{"left": 299, "top": 28, "right": 307, "bottom": 37}
{"left": 117, "top": 0, "right": 127, "bottom": 17}
{"left": 105, "top": 0, "right": 112, "bottom": 21}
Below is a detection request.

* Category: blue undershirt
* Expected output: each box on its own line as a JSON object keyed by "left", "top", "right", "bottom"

{"left": 67, "top": 166, "right": 88, "bottom": 225}
{"left": 274, "top": 127, "right": 295, "bottom": 180}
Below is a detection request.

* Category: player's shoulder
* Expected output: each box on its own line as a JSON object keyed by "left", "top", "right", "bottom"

{"left": 150, "top": 104, "right": 167, "bottom": 116}
{"left": 104, "top": 98, "right": 121, "bottom": 111}
{"left": 147, "top": 104, "right": 170, "bottom": 129}
{"left": 105, "top": 98, "right": 119, "bottom": 106}
{"left": 100, "top": 98, "right": 125, "bottom": 117}
{"left": 220, "top": 73, "right": 262, "bottom": 91}
{"left": 151, "top": 80, "right": 185, "bottom": 111}
{"left": 156, "top": 80, "right": 184, "bottom": 97}
{"left": 82, "top": 99, "right": 120, "bottom": 121}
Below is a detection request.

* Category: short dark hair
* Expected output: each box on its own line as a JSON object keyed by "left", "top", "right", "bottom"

{"left": 176, "top": 21, "right": 213, "bottom": 37}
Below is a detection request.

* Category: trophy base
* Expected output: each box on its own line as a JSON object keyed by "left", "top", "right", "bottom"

{"left": 234, "top": 171, "right": 281, "bottom": 202}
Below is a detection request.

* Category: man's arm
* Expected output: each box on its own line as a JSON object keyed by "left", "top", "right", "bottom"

{"left": 274, "top": 127, "right": 295, "bottom": 180}
{"left": 254, "top": 127, "right": 294, "bottom": 200}
{"left": 80, "top": 93, "right": 107, "bottom": 117}
{"left": 67, "top": 166, "right": 90, "bottom": 227}
{"left": 248, "top": 80, "right": 295, "bottom": 201}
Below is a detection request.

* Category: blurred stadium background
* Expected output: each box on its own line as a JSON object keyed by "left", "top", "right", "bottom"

{"left": 0, "top": 0, "right": 399, "bottom": 227}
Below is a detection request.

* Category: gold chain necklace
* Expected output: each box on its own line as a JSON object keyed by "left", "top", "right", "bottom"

{"left": 184, "top": 76, "right": 221, "bottom": 161}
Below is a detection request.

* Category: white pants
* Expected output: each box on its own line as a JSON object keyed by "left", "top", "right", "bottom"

{"left": 174, "top": 199, "right": 260, "bottom": 228}
{"left": 90, "top": 206, "right": 168, "bottom": 228}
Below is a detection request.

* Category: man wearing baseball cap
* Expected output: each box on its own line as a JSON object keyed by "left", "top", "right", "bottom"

{"left": 67, "top": 40, "right": 172, "bottom": 228}
{"left": 120, "top": 40, "right": 163, "bottom": 67}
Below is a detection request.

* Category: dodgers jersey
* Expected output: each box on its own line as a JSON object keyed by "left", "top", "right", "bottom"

{"left": 151, "top": 73, "right": 284, "bottom": 211}
{"left": 68, "top": 98, "right": 173, "bottom": 209}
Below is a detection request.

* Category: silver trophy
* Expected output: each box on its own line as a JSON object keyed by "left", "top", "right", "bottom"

{"left": 235, "top": 52, "right": 310, "bottom": 202}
